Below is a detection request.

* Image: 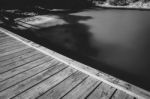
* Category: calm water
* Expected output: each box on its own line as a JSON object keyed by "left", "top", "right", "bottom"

{"left": 6, "top": 8, "right": 150, "bottom": 90}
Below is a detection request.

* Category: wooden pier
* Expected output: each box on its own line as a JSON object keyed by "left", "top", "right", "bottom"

{"left": 0, "top": 27, "right": 150, "bottom": 99}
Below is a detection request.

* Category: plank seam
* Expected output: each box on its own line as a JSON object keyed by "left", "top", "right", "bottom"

{"left": 36, "top": 71, "right": 80, "bottom": 99}
{"left": 0, "top": 46, "right": 30, "bottom": 57}
{"left": 0, "top": 52, "right": 44, "bottom": 68}
{"left": 109, "top": 89, "right": 118, "bottom": 99}
{"left": 84, "top": 82, "right": 103, "bottom": 99}
{"left": 0, "top": 48, "right": 35, "bottom": 62}
{"left": 10, "top": 66, "right": 68, "bottom": 99}
{"left": 0, "top": 62, "right": 65, "bottom": 92}
{"left": 59, "top": 76, "right": 89, "bottom": 99}
{"left": 0, "top": 54, "right": 45, "bottom": 74}
{"left": 0, "top": 49, "right": 36, "bottom": 64}
{"left": 0, "top": 56, "right": 53, "bottom": 82}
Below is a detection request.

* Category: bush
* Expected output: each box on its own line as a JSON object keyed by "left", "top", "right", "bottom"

{"left": 109, "top": 0, "right": 130, "bottom": 6}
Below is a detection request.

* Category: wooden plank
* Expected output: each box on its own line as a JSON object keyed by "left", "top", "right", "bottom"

{"left": 0, "top": 48, "right": 35, "bottom": 62}
{"left": 0, "top": 35, "right": 12, "bottom": 40}
{"left": 0, "top": 39, "right": 17, "bottom": 46}
{"left": 0, "top": 44, "right": 27, "bottom": 54}
{"left": 0, "top": 53, "right": 45, "bottom": 74}
{"left": 0, "top": 40, "right": 22, "bottom": 48}
{"left": 0, "top": 36, "right": 15, "bottom": 43}
{"left": 0, "top": 32, "right": 7, "bottom": 36}
{"left": 0, "top": 50, "right": 40, "bottom": 68}
{"left": 87, "top": 82, "right": 116, "bottom": 99}
{"left": 111, "top": 90, "right": 135, "bottom": 99}
{"left": 13, "top": 67, "right": 77, "bottom": 99}
{"left": 0, "top": 38, "right": 21, "bottom": 47}
{"left": 0, "top": 46, "right": 29, "bottom": 57}
{"left": 0, "top": 42, "right": 24, "bottom": 51}
{"left": 0, "top": 35, "right": 9, "bottom": 39}
{"left": 0, "top": 56, "right": 52, "bottom": 82}
{"left": 0, "top": 49, "right": 37, "bottom": 67}
{"left": 0, "top": 59, "right": 58, "bottom": 92}
{"left": 0, "top": 33, "right": 7, "bottom": 36}
{"left": 0, "top": 63, "right": 67, "bottom": 99}
{"left": 62, "top": 77, "right": 101, "bottom": 99}
{"left": 0, "top": 49, "right": 39, "bottom": 67}
{"left": 38, "top": 71, "right": 88, "bottom": 99}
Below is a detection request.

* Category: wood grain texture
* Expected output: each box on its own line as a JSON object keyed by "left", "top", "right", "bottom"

{"left": 0, "top": 49, "right": 37, "bottom": 67}
{"left": 62, "top": 77, "right": 101, "bottom": 99}
{"left": 0, "top": 43, "right": 26, "bottom": 54}
{"left": 87, "top": 82, "right": 116, "bottom": 99}
{"left": 0, "top": 56, "right": 52, "bottom": 82}
{"left": 111, "top": 90, "right": 135, "bottom": 99}
{"left": 38, "top": 71, "right": 88, "bottom": 99}
{"left": 0, "top": 59, "right": 58, "bottom": 92}
{"left": 0, "top": 53, "right": 45, "bottom": 74}
{"left": 0, "top": 63, "right": 67, "bottom": 99}
{"left": 0, "top": 37, "right": 16, "bottom": 44}
{"left": 0, "top": 48, "right": 35, "bottom": 62}
{"left": 13, "top": 67, "right": 76, "bottom": 99}
{"left": 0, "top": 46, "right": 29, "bottom": 57}
{"left": 0, "top": 36, "right": 13, "bottom": 41}
{"left": 0, "top": 40, "right": 23, "bottom": 49}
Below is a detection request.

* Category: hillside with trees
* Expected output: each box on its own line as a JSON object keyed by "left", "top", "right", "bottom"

{"left": 93, "top": 0, "right": 150, "bottom": 9}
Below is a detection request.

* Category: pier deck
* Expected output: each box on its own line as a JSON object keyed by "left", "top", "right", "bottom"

{"left": 0, "top": 27, "right": 150, "bottom": 99}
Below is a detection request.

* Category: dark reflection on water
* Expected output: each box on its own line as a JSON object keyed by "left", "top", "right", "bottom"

{"left": 3, "top": 9, "right": 150, "bottom": 91}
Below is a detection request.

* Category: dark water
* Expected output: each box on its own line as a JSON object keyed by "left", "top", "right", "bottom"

{"left": 4, "top": 8, "right": 150, "bottom": 91}
{"left": 70, "top": 9, "right": 150, "bottom": 90}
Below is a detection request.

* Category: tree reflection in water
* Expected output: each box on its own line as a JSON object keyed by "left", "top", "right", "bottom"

{"left": 10, "top": 13, "right": 101, "bottom": 64}
{"left": 34, "top": 15, "right": 99, "bottom": 57}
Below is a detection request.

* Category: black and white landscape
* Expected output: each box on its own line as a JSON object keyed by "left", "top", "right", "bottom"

{"left": 0, "top": 0, "right": 150, "bottom": 92}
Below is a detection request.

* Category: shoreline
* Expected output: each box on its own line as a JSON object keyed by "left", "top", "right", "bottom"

{"left": 94, "top": 2, "right": 150, "bottom": 10}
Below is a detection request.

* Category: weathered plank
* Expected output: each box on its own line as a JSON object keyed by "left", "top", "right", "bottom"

{"left": 0, "top": 48, "right": 35, "bottom": 62}
{"left": 0, "top": 44, "right": 27, "bottom": 55}
{"left": 0, "top": 49, "right": 37, "bottom": 67}
{"left": 0, "top": 36, "right": 15, "bottom": 44}
{"left": 0, "top": 36, "right": 12, "bottom": 41}
{"left": 0, "top": 53, "right": 45, "bottom": 74}
{"left": 0, "top": 40, "right": 22, "bottom": 48}
{"left": 0, "top": 32, "right": 7, "bottom": 36}
{"left": 111, "top": 90, "right": 135, "bottom": 99}
{"left": 62, "top": 77, "right": 101, "bottom": 99}
{"left": 0, "top": 46, "right": 29, "bottom": 57}
{"left": 0, "top": 56, "right": 52, "bottom": 82}
{"left": 13, "top": 67, "right": 76, "bottom": 99}
{"left": 38, "top": 71, "right": 88, "bottom": 99}
{"left": 87, "top": 82, "right": 116, "bottom": 99}
{"left": 0, "top": 64, "right": 67, "bottom": 99}
{"left": 0, "top": 43, "right": 25, "bottom": 52}
{"left": 0, "top": 59, "right": 58, "bottom": 92}
{"left": 0, "top": 33, "right": 7, "bottom": 37}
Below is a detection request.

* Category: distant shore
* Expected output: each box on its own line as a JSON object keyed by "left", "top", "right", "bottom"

{"left": 94, "top": 1, "right": 150, "bottom": 10}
